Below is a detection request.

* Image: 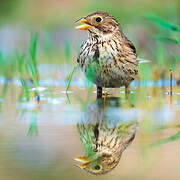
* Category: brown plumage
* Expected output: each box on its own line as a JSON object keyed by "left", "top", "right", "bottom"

{"left": 74, "top": 97, "right": 137, "bottom": 175}
{"left": 76, "top": 11, "right": 138, "bottom": 96}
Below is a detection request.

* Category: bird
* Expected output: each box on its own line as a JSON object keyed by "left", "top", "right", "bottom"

{"left": 74, "top": 97, "right": 137, "bottom": 175}
{"left": 75, "top": 11, "right": 138, "bottom": 97}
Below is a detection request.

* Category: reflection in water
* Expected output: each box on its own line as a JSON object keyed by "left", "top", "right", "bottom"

{"left": 75, "top": 97, "right": 138, "bottom": 175}
{"left": 28, "top": 110, "right": 38, "bottom": 136}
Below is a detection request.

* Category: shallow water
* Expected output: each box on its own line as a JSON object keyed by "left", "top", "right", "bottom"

{"left": 1, "top": 77, "right": 180, "bottom": 180}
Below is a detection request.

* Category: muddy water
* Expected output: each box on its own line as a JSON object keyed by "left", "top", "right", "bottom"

{"left": 0, "top": 82, "right": 180, "bottom": 180}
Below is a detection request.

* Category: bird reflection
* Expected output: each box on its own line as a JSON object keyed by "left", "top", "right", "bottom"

{"left": 74, "top": 97, "right": 138, "bottom": 175}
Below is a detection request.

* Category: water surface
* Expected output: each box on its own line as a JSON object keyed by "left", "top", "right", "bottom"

{"left": 0, "top": 78, "right": 180, "bottom": 180}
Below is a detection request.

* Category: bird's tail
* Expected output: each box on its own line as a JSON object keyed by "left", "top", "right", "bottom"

{"left": 137, "top": 58, "right": 151, "bottom": 64}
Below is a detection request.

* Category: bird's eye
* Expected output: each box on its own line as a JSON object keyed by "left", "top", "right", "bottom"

{"left": 95, "top": 17, "right": 102, "bottom": 22}
{"left": 94, "top": 165, "right": 101, "bottom": 170}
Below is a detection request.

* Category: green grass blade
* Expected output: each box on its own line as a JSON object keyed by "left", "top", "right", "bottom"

{"left": 29, "top": 32, "right": 39, "bottom": 86}
{"left": 155, "top": 36, "right": 180, "bottom": 45}
{"left": 16, "top": 53, "right": 25, "bottom": 73}
{"left": 150, "top": 130, "right": 180, "bottom": 148}
{"left": 146, "top": 14, "right": 180, "bottom": 32}
{"left": 66, "top": 66, "right": 78, "bottom": 92}
{"left": 28, "top": 110, "right": 38, "bottom": 136}
{"left": 174, "top": 55, "right": 180, "bottom": 62}
{"left": 30, "top": 32, "right": 38, "bottom": 62}
{"left": 20, "top": 79, "right": 30, "bottom": 101}
{"left": 28, "top": 64, "right": 39, "bottom": 88}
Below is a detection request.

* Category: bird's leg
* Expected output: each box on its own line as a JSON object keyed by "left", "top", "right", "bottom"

{"left": 103, "top": 88, "right": 108, "bottom": 102}
{"left": 125, "top": 85, "right": 130, "bottom": 99}
{"left": 97, "top": 86, "right": 102, "bottom": 98}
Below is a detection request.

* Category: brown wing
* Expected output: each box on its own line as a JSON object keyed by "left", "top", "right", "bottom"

{"left": 120, "top": 38, "right": 138, "bottom": 76}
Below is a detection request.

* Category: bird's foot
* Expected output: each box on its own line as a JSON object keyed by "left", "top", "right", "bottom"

{"left": 103, "top": 88, "right": 110, "bottom": 101}
{"left": 97, "top": 86, "right": 102, "bottom": 98}
{"left": 103, "top": 89, "right": 110, "bottom": 96}
{"left": 125, "top": 85, "right": 130, "bottom": 99}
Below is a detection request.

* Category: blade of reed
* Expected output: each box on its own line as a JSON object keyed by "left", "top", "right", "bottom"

{"left": 66, "top": 66, "right": 77, "bottom": 92}
{"left": 150, "top": 130, "right": 180, "bottom": 148}
{"left": 155, "top": 36, "right": 180, "bottom": 44}
{"left": 28, "top": 110, "right": 38, "bottom": 136}
{"left": 146, "top": 14, "right": 180, "bottom": 32}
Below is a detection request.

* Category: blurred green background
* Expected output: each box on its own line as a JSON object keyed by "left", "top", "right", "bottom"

{"left": 0, "top": 0, "right": 179, "bottom": 27}
{"left": 0, "top": 0, "right": 180, "bottom": 85}
{"left": 0, "top": 0, "right": 179, "bottom": 62}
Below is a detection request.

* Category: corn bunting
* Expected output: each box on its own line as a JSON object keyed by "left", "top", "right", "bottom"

{"left": 76, "top": 11, "right": 138, "bottom": 97}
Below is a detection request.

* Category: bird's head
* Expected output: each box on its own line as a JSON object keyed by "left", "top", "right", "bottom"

{"left": 75, "top": 11, "right": 121, "bottom": 37}
{"left": 74, "top": 153, "right": 120, "bottom": 175}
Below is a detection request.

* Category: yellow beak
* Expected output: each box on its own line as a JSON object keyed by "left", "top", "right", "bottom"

{"left": 74, "top": 157, "right": 90, "bottom": 169}
{"left": 75, "top": 18, "right": 92, "bottom": 30}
